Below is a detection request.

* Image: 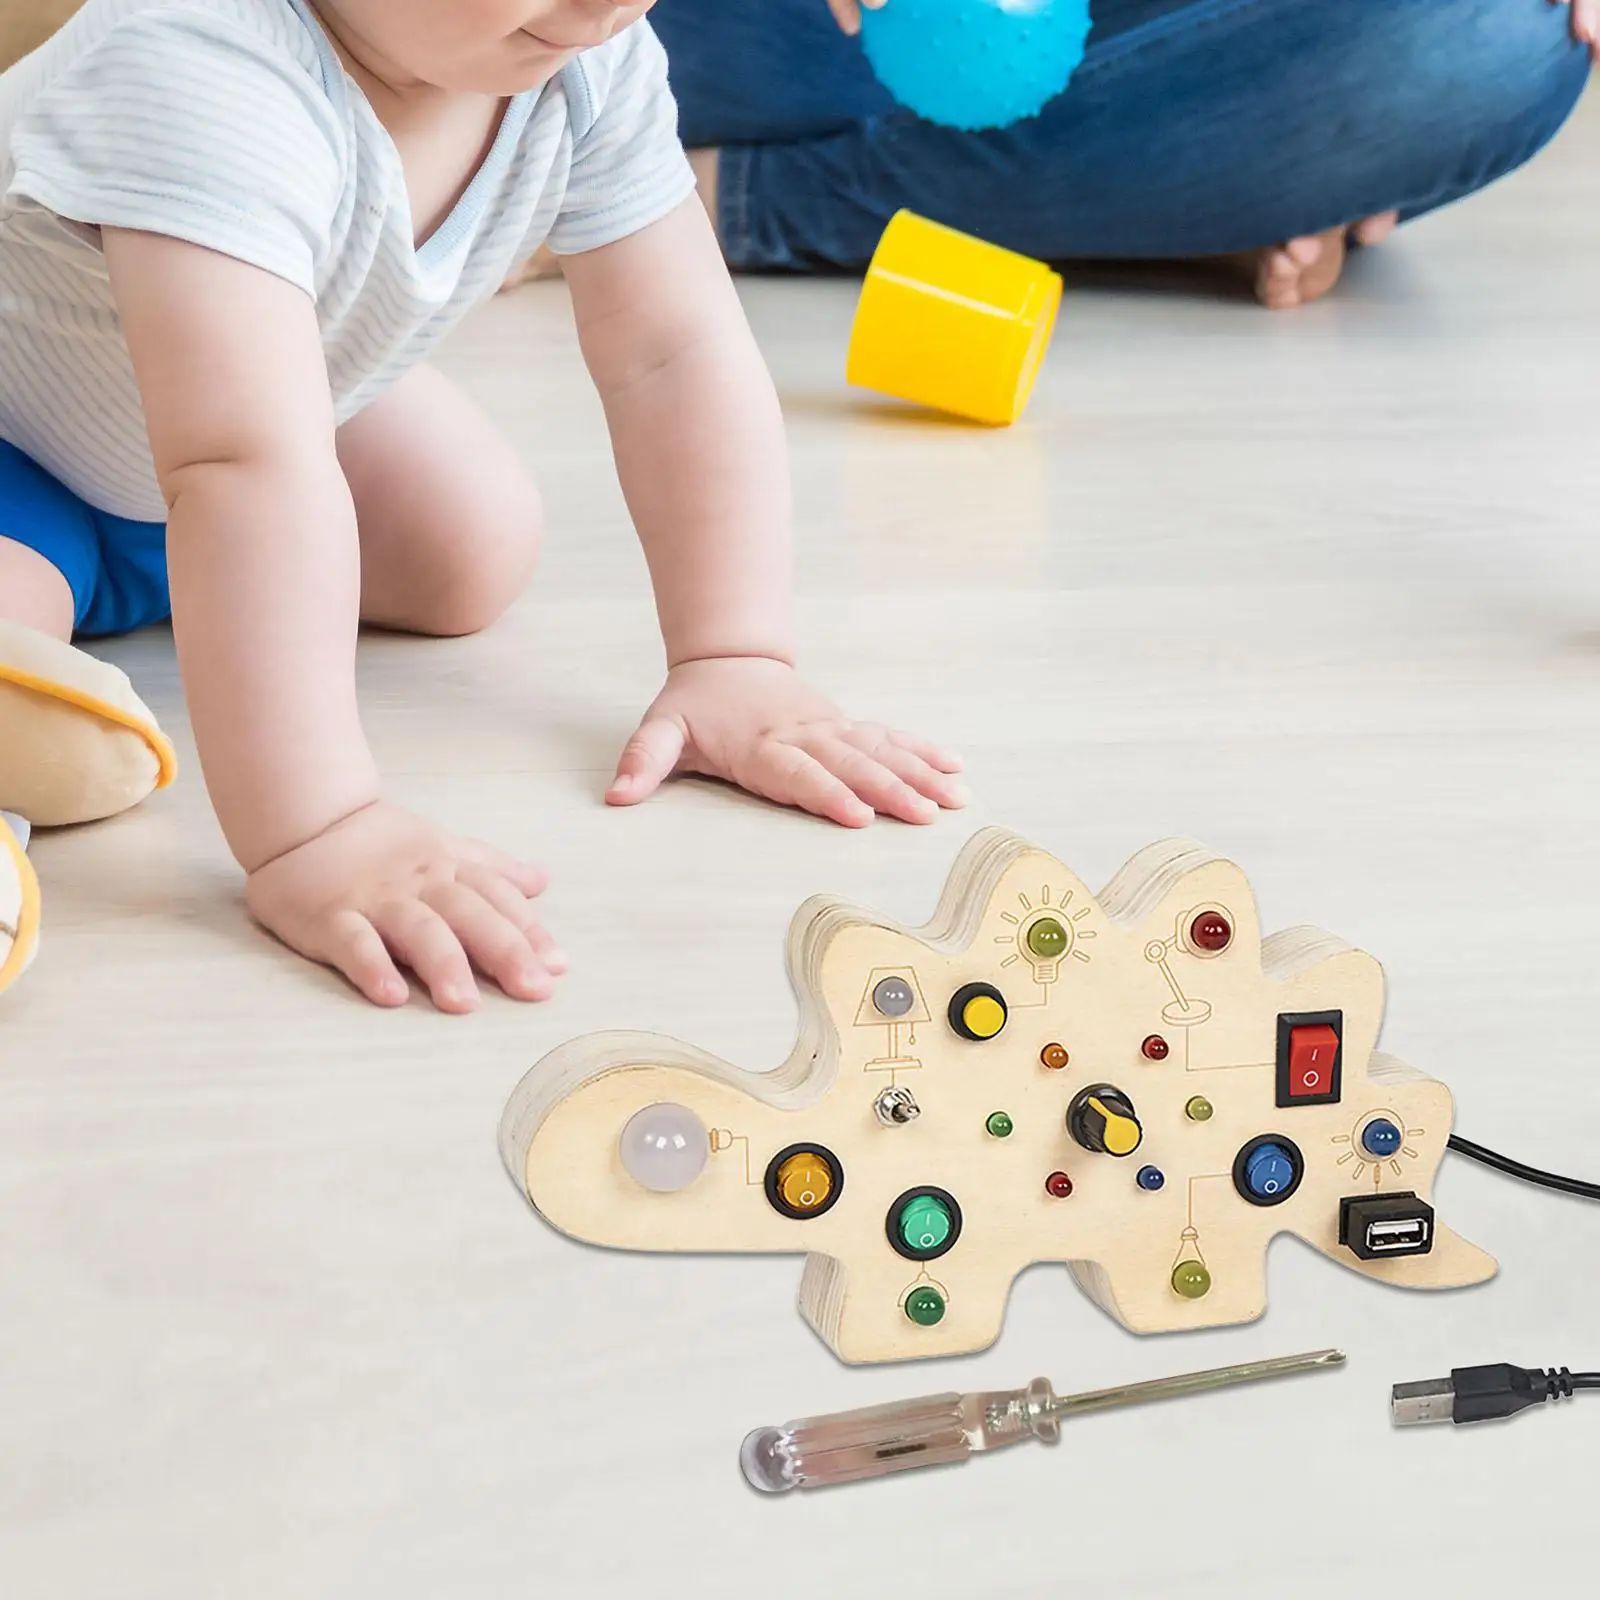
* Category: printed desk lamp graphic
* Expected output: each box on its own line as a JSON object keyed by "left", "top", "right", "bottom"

{"left": 500, "top": 831, "right": 1495, "bottom": 1363}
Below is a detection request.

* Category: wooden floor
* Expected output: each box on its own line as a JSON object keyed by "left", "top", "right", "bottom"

{"left": 3, "top": 93, "right": 1597, "bottom": 1600}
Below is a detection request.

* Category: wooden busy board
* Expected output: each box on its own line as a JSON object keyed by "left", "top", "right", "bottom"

{"left": 500, "top": 830, "right": 1495, "bottom": 1363}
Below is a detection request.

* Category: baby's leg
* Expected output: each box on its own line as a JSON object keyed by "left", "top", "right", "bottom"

{"left": 337, "top": 365, "right": 542, "bottom": 638}
{"left": 0, "top": 443, "right": 175, "bottom": 834}
{"left": 0, "top": 537, "right": 73, "bottom": 639}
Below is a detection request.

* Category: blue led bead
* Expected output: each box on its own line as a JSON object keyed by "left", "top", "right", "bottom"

{"left": 1362, "top": 1118, "right": 1403, "bottom": 1158}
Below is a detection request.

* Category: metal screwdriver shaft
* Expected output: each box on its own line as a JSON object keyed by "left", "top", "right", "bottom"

{"left": 1047, "top": 1347, "right": 1346, "bottom": 1420}
{"left": 742, "top": 1348, "right": 1345, "bottom": 1493}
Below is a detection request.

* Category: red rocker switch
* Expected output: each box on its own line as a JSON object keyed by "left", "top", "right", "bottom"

{"left": 1289, "top": 1026, "right": 1338, "bottom": 1095}
{"left": 1275, "top": 1011, "right": 1343, "bottom": 1107}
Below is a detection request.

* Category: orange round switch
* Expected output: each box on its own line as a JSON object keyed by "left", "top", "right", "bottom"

{"left": 764, "top": 1142, "right": 844, "bottom": 1219}
{"left": 777, "top": 1153, "right": 833, "bottom": 1213}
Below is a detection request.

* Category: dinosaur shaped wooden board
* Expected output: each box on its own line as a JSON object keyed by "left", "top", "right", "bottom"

{"left": 500, "top": 831, "right": 1496, "bottom": 1363}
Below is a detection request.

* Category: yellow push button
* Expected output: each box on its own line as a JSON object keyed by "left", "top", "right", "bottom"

{"left": 964, "top": 995, "right": 1005, "bottom": 1038}
{"left": 948, "top": 982, "right": 1008, "bottom": 1041}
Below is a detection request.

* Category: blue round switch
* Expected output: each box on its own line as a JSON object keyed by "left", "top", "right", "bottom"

{"left": 1244, "top": 1143, "right": 1296, "bottom": 1200}
{"left": 1361, "top": 1118, "right": 1403, "bottom": 1158}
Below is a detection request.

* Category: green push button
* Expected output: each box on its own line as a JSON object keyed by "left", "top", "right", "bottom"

{"left": 905, "top": 1286, "right": 946, "bottom": 1326}
{"left": 898, "top": 1194, "right": 953, "bottom": 1253}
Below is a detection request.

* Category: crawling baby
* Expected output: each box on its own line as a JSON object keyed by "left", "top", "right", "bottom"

{"left": 0, "top": 0, "right": 964, "bottom": 1007}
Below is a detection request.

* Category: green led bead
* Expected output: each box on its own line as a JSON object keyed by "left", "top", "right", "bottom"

{"left": 1026, "top": 917, "right": 1068, "bottom": 959}
{"left": 904, "top": 1286, "right": 946, "bottom": 1326}
{"left": 1172, "top": 1260, "right": 1212, "bottom": 1300}
{"left": 898, "top": 1194, "right": 953, "bottom": 1253}
{"left": 985, "top": 1111, "right": 1014, "bottom": 1139}
{"left": 1185, "top": 1096, "right": 1215, "bottom": 1123}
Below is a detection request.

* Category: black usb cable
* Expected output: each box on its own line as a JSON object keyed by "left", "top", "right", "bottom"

{"left": 1392, "top": 1365, "right": 1600, "bottom": 1426}
{"left": 1389, "top": 1136, "right": 1600, "bottom": 1425}
{"left": 1446, "top": 1135, "right": 1600, "bottom": 1202}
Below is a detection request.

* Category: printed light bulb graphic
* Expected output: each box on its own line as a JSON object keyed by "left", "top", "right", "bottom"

{"left": 995, "top": 887, "right": 1094, "bottom": 984}
{"left": 1020, "top": 913, "right": 1069, "bottom": 983}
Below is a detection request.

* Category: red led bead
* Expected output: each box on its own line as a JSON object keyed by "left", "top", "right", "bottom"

{"left": 1141, "top": 1034, "right": 1170, "bottom": 1061}
{"left": 1045, "top": 1171, "right": 1074, "bottom": 1199}
{"left": 1189, "top": 910, "right": 1232, "bottom": 953}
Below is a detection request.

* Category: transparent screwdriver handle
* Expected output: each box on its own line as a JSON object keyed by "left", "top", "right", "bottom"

{"left": 742, "top": 1349, "right": 1343, "bottom": 1493}
{"left": 741, "top": 1378, "right": 1057, "bottom": 1493}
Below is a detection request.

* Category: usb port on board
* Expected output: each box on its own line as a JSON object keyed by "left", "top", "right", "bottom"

{"left": 1367, "top": 1216, "right": 1431, "bottom": 1254}
{"left": 1339, "top": 1192, "right": 1436, "bottom": 1261}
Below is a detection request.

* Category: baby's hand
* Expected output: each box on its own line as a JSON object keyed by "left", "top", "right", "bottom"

{"left": 244, "top": 801, "right": 563, "bottom": 1012}
{"left": 827, "top": 0, "right": 886, "bottom": 36}
{"left": 607, "top": 658, "right": 966, "bottom": 827}
{"left": 1554, "top": 0, "right": 1599, "bottom": 58}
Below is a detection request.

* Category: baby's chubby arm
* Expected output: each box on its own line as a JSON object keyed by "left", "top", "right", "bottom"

{"left": 103, "top": 230, "right": 558, "bottom": 1010}
{"left": 104, "top": 231, "right": 372, "bottom": 864}
{"left": 561, "top": 197, "right": 965, "bottom": 828}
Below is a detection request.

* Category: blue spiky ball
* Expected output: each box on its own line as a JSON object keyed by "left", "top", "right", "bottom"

{"left": 859, "top": 0, "right": 1092, "bottom": 132}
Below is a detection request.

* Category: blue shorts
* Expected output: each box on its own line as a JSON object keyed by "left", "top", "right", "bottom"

{"left": 0, "top": 441, "right": 170, "bottom": 639}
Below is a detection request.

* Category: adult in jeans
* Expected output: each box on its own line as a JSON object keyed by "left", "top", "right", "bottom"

{"left": 652, "top": 0, "right": 1595, "bottom": 307}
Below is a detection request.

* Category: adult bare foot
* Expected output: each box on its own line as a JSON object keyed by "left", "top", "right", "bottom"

{"left": 1247, "top": 212, "right": 1399, "bottom": 310}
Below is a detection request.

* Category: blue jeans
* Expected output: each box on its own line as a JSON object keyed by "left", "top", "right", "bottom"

{"left": 650, "top": 0, "right": 1591, "bottom": 269}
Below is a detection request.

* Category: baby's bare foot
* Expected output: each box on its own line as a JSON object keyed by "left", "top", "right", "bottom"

{"left": 1247, "top": 212, "right": 1398, "bottom": 310}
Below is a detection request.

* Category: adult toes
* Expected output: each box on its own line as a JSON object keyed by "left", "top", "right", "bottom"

{"left": 1262, "top": 246, "right": 1298, "bottom": 280}
{"left": 1256, "top": 251, "right": 1302, "bottom": 308}
{"left": 1352, "top": 211, "right": 1399, "bottom": 247}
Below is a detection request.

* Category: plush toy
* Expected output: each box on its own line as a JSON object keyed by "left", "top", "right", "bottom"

{"left": 0, "top": 812, "right": 39, "bottom": 996}
{"left": 0, "top": 623, "right": 177, "bottom": 997}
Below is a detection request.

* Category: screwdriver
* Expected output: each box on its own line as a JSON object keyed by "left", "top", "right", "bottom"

{"left": 741, "top": 1347, "right": 1345, "bottom": 1493}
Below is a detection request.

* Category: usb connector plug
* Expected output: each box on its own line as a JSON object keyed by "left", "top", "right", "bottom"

{"left": 1392, "top": 1363, "right": 1600, "bottom": 1426}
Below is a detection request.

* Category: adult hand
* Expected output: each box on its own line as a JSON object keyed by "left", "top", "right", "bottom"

{"left": 607, "top": 656, "right": 967, "bottom": 827}
{"left": 245, "top": 800, "right": 562, "bottom": 1011}
{"left": 1554, "top": 0, "right": 1599, "bottom": 58}
{"left": 827, "top": 0, "right": 886, "bottom": 37}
